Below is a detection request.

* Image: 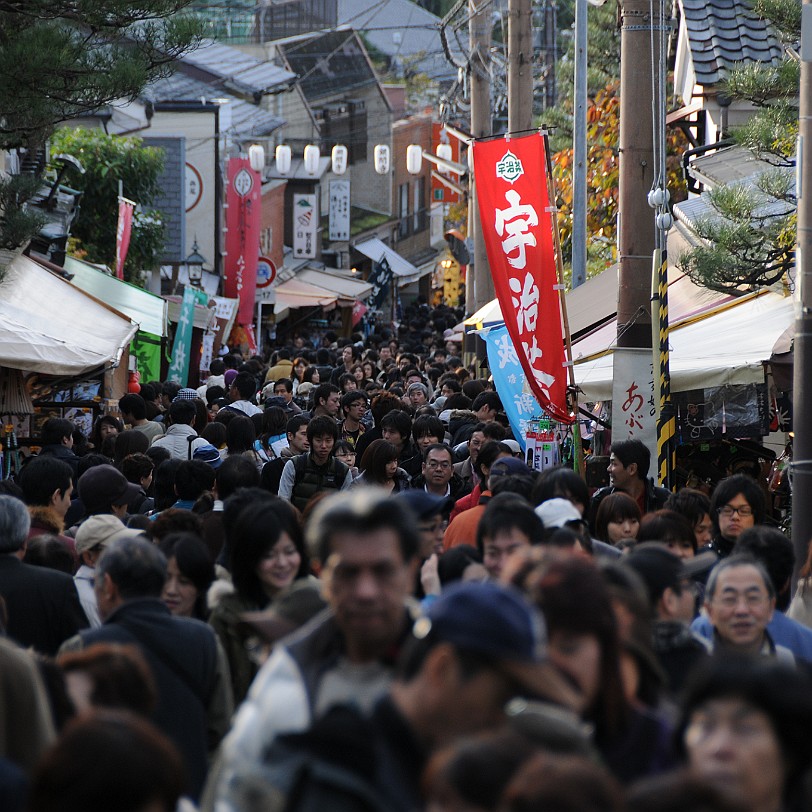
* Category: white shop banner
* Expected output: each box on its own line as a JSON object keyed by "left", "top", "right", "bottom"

{"left": 328, "top": 180, "right": 350, "bottom": 241}
{"left": 293, "top": 193, "right": 318, "bottom": 259}
{"left": 611, "top": 347, "right": 657, "bottom": 470}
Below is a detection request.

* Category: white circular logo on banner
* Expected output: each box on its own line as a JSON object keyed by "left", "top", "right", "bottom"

{"left": 234, "top": 168, "right": 253, "bottom": 197}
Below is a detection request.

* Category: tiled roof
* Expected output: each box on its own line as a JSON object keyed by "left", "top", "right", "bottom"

{"left": 179, "top": 38, "right": 296, "bottom": 96}
{"left": 143, "top": 72, "right": 285, "bottom": 139}
{"left": 679, "top": 0, "right": 783, "bottom": 86}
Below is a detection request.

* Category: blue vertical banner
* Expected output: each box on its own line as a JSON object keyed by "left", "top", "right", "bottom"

{"left": 484, "top": 325, "right": 543, "bottom": 452}
{"left": 167, "top": 285, "right": 209, "bottom": 385}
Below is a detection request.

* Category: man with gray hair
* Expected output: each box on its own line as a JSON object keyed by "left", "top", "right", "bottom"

{"left": 704, "top": 553, "right": 794, "bottom": 663}
{"left": 60, "top": 536, "right": 232, "bottom": 801}
{"left": 0, "top": 494, "right": 87, "bottom": 655}
{"left": 202, "top": 489, "right": 421, "bottom": 810}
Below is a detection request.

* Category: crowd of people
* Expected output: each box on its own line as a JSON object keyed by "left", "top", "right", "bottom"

{"left": 1, "top": 309, "right": 811, "bottom": 812}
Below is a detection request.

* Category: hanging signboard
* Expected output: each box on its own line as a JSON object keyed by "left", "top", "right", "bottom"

{"left": 328, "top": 180, "right": 351, "bottom": 241}
{"left": 293, "top": 193, "right": 318, "bottom": 258}
{"left": 472, "top": 133, "right": 572, "bottom": 423}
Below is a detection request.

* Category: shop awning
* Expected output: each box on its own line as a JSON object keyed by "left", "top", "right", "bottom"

{"left": 296, "top": 268, "right": 373, "bottom": 303}
{"left": 573, "top": 291, "right": 792, "bottom": 400}
{"left": 0, "top": 255, "right": 138, "bottom": 376}
{"left": 63, "top": 256, "right": 168, "bottom": 338}
{"left": 353, "top": 237, "right": 423, "bottom": 286}
{"left": 271, "top": 278, "right": 339, "bottom": 322}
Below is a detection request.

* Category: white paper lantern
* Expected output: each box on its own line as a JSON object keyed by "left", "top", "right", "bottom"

{"left": 248, "top": 144, "right": 265, "bottom": 172}
{"left": 331, "top": 145, "right": 348, "bottom": 175}
{"left": 275, "top": 144, "right": 292, "bottom": 175}
{"left": 436, "top": 143, "right": 453, "bottom": 163}
{"left": 374, "top": 144, "right": 390, "bottom": 175}
{"left": 406, "top": 145, "right": 423, "bottom": 175}
{"left": 303, "top": 144, "right": 321, "bottom": 175}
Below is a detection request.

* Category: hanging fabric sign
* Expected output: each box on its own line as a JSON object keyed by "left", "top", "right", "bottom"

{"left": 115, "top": 197, "right": 135, "bottom": 280}
{"left": 167, "top": 285, "right": 208, "bottom": 386}
{"left": 472, "top": 133, "right": 572, "bottom": 423}
{"left": 224, "top": 156, "right": 262, "bottom": 326}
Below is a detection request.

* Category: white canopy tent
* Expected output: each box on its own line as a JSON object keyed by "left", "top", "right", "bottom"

{"left": 0, "top": 255, "right": 138, "bottom": 376}
{"left": 353, "top": 237, "right": 425, "bottom": 286}
{"left": 573, "top": 291, "right": 792, "bottom": 401}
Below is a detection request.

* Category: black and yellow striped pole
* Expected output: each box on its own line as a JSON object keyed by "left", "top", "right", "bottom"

{"left": 651, "top": 246, "right": 676, "bottom": 489}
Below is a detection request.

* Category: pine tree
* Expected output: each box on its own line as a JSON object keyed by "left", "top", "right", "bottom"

{"left": 676, "top": 0, "right": 799, "bottom": 293}
{"left": 0, "top": 1, "right": 202, "bottom": 151}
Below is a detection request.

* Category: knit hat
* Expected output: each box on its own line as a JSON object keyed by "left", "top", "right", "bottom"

{"left": 192, "top": 443, "right": 223, "bottom": 470}
{"left": 78, "top": 464, "right": 141, "bottom": 514}
{"left": 172, "top": 388, "right": 199, "bottom": 402}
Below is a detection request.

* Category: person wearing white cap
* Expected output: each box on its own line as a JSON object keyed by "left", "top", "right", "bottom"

{"left": 73, "top": 516, "right": 145, "bottom": 628}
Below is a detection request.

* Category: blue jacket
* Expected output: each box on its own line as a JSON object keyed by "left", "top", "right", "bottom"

{"left": 692, "top": 609, "right": 812, "bottom": 662}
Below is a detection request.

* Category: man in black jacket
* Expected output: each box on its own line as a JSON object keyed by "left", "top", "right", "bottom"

{"left": 588, "top": 439, "right": 670, "bottom": 534}
{"left": 60, "top": 536, "right": 232, "bottom": 802}
{"left": 0, "top": 495, "right": 87, "bottom": 655}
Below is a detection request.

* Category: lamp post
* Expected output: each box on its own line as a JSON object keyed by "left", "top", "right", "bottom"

{"left": 185, "top": 237, "right": 207, "bottom": 287}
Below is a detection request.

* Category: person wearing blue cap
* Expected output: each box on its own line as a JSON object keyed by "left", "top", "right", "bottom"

{"left": 209, "top": 581, "right": 578, "bottom": 812}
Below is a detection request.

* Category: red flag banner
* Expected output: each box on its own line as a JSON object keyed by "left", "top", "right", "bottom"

{"left": 224, "top": 156, "right": 262, "bottom": 326}
{"left": 115, "top": 198, "right": 134, "bottom": 280}
{"left": 473, "top": 133, "right": 572, "bottom": 423}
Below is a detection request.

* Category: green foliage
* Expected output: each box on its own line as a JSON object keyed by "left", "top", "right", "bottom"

{"left": 677, "top": 168, "right": 795, "bottom": 292}
{"left": 0, "top": 174, "right": 48, "bottom": 250}
{"left": 683, "top": 0, "right": 798, "bottom": 292}
{"left": 734, "top": 99, "right": 798, "bottom": 163}
{"left": 50, "top": 127, "right": 166, "bottom": 284}
{"left": 0, "top": 0, "right": 203, "bottom": 150}
{"left": 753, "top": 0, "right": 801, "bottom": 40}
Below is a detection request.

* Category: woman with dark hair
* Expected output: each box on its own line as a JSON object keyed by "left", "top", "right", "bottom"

{"left": 531, "top": 465, "right": 591, "bottom": 518}
{"left": 57, "top": 643, "right": 157, "bottom": 718}
{"left": 112, "top": 429, "right": 149, "bottom": 466}
{"left": 208, "top": 499, "right": 309, "bottom": 702}
{"left": 89, "top": 415, "right": 123, "bottom": 453}
{"left": 637, "top": 509, "right": 697, "bottom": 559}
{"left": 202, "top": 420, "right": 227, "bottom": 452}
{"left": 676, "top": 655, "right": 812, "bottom": 812}
{"left": 353, "top": 439, "right": 410, "bottom": 493}
{"left": 27, "top": 710, "right": 184, "bottom": 812}
{"left": 253, "top": 406, "right": 288, "bottom": 464}
{"left": 291, "top": 356, "right": 309, "bottom": 395}
{"left": 150, "top": 459, "right": 183, "bottom": 513}
{"left": 595, "top": 492, "right": 642, "bottom": 552}
{"left": 664, "top": 487, "right": 714, "bottom": 550}
{"left": 224, "top": 414, "right": 263, "bottom": 471}
{"left": 708, "top": 473, "right": 766, "bottom": 558}
{"left": 159, "top": 533, "right": 216, "bottom": 620}
{"left": 526, "top": 557, "right": 673, "bottom": 784}
{"left": 302, "top": 365, "right": 320, "bottom": 386}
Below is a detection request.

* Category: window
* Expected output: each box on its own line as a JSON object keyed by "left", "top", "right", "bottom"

{"left": 398, "top": 183, "right": 410, "bottom": 239}
{"left": 413, "top": 176, "right": 426, "bottom": 233}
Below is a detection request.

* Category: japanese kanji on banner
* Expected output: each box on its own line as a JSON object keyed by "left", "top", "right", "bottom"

{"left": 472, "top": 133, "right": 572, "bottom": 423}
{"left": 224, "top": 156, "right": 262, "bottom": 326}
{"left": 167, "top": 285, "right": 209, "bottom": 386}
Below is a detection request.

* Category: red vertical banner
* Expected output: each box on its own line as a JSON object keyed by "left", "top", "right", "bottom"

{"left": 224, "top": 156, "right": 262, "bottom": 326}
{"left": 115, "top": 198, "right": 134, "bottom": 280}
{"left": 473, "top": 133, "right": 572, "bottom": 423}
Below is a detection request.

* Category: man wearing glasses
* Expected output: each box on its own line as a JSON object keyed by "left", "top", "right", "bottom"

{"left": 704, "top": 555, "right": 794, "bottom": 663}
{"left": 707, "top": 474, "right": 765, "bottom": 557}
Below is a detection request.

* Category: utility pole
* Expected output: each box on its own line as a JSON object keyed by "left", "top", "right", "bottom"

{"left": 616, "top": 0, "right": 659, "bottom": 349}
{"left": 792, "top": 0, "right": 812, "bottom": 584}
{"left": 508, "top": 0, "right": 533, "bottom": 132}
{"left": 571, "top": 0, "right": 588, "bottom": 289}
{"left": 468, "top": 0, "right": 494, "bottom": 314}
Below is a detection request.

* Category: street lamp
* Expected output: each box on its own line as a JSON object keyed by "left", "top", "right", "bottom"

{"left": 185, "top": 237, "right": 207, "bottom": 287}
